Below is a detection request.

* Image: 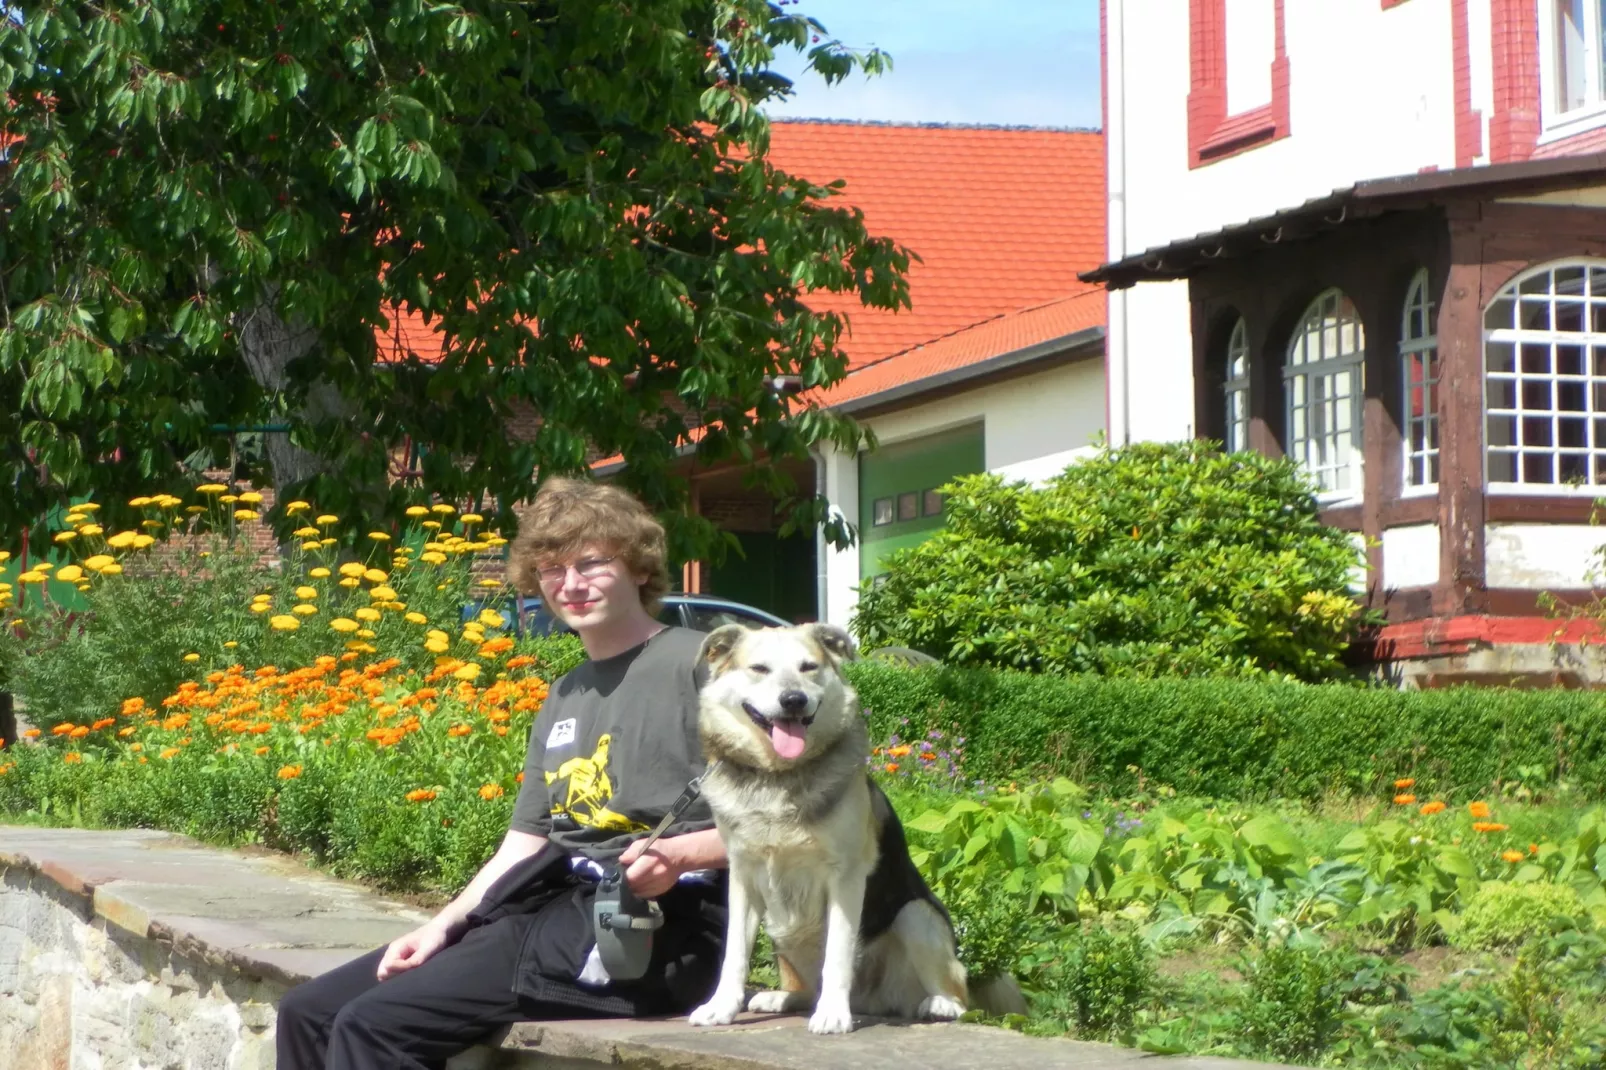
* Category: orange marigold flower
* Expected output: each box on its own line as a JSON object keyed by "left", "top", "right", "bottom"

{"left": 63, "top": 752, "right": 82, "bottom": 764}
{"left": 406, "top": 789, "right": 437, "bottom": 803}
{"left": 129, "top": 743, "right": 143, "bottom": 753}
{"left": 1472, "top": 821, "right": 1509, "bottom": 833}
{"left": 278, "top": 764, "right": 303, "bottom": 780}
{"left": 1419, "top": 800, "right": 1447, "bottom": 815}
{"left": 515, "top": 771, "right": 524, "bottom": 783}
{"left": 447, "top": 724, "right": 472, "bottom": 738}
{"left": 884, "top": 762, "right": 900, "bottom": 773}
{"left": 91, "top": 718, "right": 115, "bottom": 731}
{"left": 1501, "top": 850, "right": 1525, "bottom": 863}
{"left": 887, "top": 745, "right": 913, "bottom": 758}
{"left": 51, "top": 723, "right": 76, "bottom": 736}
{"left": 1393, "top": 793, "right": 1417, "bottom": 805}
{"left": 255, "top": 746, "right": 270, "bottom": 756}
{"left": 1394, "top": 777, "right": 1415, "bottom": 789}
{"left": 479, "top": 783, "right": 505, "bottom": 800}
{"left": 121, "top": 697, "right": 145, "bottom": 715}
{"left": 505, "top": 655, "right": 536, "bottom": 670}
{"left": 159, "top": 747, "right": 181, "bottom": 760}
{"left": 494, "top": 725, "right": 508, "bottom": 736}
{"left": 1530, "top": 843, "right": 1540, "bottom": 855}
{"left": 1467, "top": 801, "right": 1492, "bottom": 819}
{"left": 23, "top": 728, "right": 40, "bottom": 739}
{"left": 69, "top": 726, "right": 89, "bottom": 739}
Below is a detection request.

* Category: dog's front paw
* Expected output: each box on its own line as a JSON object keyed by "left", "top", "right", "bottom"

{"left": 918, "top": 994, "right": 967, "bottom": 1020}
{"left": 807, "top": 997, "right": 856, "bottom": 1035}
{"left": 688, "top": 992, "right": 744, "bottom": 1027}
{"left": 747, "top": 990, "right": 809, "bottom": 1014}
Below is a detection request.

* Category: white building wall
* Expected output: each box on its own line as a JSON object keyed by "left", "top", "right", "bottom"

{"left": 816, "top": 358, "right": 1107, "bottom": 627}
{"left": 1382, "top": 523, "right": 1440, "bottom": 590}
{"left": 1108, "top": 0, "right": 1460, "bottom": 444}
{"left": 1484, "top": 524, "right": 1606, "bottom": 589}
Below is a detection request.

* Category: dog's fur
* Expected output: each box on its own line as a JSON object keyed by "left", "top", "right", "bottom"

{"left": 686, "top": 623, "right": 1024, "bottom": 1035}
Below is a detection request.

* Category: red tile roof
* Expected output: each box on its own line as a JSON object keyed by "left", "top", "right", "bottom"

{"left": 766, "top": 120, "right": 1106, "bottom": 371}
{"left": 376, "top": 121, "right": 1108, "bottom": 401}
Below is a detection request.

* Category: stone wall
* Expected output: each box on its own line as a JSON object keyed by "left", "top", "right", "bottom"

{"left": 0, "top": 865, "right": 281, "bottom": 1070}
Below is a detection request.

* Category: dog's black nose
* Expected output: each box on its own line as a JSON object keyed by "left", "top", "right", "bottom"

{"left": 777, "top": 690, "right": 809, "bottom": 715}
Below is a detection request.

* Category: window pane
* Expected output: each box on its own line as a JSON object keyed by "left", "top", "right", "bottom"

{"left": 1556, "top": 0, "right": 1589, "bottom": 111}
{"left": 897, "top": 492, "right": 918, "bottom": 521}
{"left": 872, "top": 498, "right": 893, "bottom": 526}
{"left": 922, "top": 489, "right": 944, "bottom": 516}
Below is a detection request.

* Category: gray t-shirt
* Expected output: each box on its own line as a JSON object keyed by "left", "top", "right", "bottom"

{"left": 510, "top": 627, "right": 713, "bottom": 860}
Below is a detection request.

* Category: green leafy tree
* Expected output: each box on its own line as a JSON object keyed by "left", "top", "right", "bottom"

{"left": 852, "top": 441, "right": 1364, "bottom": 681}
{"left": 0, "top": 0, "right": 904, "bottom": 557}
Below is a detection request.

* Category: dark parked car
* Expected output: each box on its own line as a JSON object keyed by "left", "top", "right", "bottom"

{"left": 467, "top": 593, "right": 791, "bottom": 638}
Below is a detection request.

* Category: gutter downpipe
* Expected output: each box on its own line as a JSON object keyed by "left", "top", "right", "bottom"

{"left": 1107, "top": 0, "right": 1133, "bottom": 445}
{"left": 812, "top": 447, "right": 829, "bottom": 625}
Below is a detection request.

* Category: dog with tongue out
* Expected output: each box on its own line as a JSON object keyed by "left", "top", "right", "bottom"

{"left": 689, "top": 623, "right": 1018, "bottom": 1036}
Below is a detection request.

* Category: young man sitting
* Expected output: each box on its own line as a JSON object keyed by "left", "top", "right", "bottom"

{"left": 276, "top": 479, "right": 727, "bottom": 1070}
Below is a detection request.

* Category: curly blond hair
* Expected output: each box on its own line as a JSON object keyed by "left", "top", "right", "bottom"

{"left": 507, "top": 478, "right": 670, "bottom": 612}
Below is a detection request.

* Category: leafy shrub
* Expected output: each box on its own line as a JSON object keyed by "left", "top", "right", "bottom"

{"left": 1042, "top": 925, "right": 1155, "bottom": 1040}
{"left": 844, "top": 660, "right": 1606, "bottom": 801}
{"left": 1237, "top": 943, "right": 1348, "bottom": 1062}
{"left": 852, "top": 441, "right": 1362, "bottom": 681}
{"left": 1450, "top": 880, "right": 1587, "bottom": 951}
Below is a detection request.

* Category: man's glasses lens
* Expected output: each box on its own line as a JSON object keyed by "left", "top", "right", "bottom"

{"left": 537, "top": 556, "right": 614, "bottom": 582}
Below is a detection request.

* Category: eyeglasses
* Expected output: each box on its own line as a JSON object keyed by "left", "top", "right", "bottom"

{"left": 535, "top": 555, "right": 618, "bottom": 584}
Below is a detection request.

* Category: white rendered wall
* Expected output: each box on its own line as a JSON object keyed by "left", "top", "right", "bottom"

{"left": 1107, "top": 0, "right": 1459, "bottom": 446}
{"left": 1382, "top": 523, "right": 1440, "bottom": 590}
{"left": 1484, "top": 524, "right": 1606, "bottom": 589}
{"left": 816, "top": 359, "right": 1107, "bottom": 627}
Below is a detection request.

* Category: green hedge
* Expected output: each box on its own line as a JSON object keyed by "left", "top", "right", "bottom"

{"left": 844, "top": 662, "right": 1606, "bottom": 800}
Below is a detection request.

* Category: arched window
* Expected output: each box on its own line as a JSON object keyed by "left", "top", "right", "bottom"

{"left": 1286, "top": 289, "right": 1365, "bottom": 498}
{"left": 1401, "top": 270, "right": 1439, "bottom": 491}
{"left": 1483, "top": 261, "right": 1606, "bottom": 488}
{"left": 1224, "top": 318, "right": 1250, "bottom": 452}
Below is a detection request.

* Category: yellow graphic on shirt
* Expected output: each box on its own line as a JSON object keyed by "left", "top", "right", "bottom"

{"left": 544, "top": 733, "right": 649, "bottom": 833}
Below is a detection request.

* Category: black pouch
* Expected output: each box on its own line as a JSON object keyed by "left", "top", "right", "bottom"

{"left": 464, "top": 843, "right": 577, "bottom": 928}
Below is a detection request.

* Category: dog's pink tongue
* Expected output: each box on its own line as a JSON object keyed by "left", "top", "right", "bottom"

{"left": 770, "top": 721, "right": 808, "bottom": 759}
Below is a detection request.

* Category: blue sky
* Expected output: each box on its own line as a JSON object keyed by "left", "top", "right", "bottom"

{"left": 763, "top": 0, "right": 1101, "bottom": 129}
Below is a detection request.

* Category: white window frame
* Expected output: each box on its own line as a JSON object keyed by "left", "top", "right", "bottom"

{"left": 1224, "top": 317, "right": 1250, "bottom": 452}
{"left": 1483, "top": 259, "right": 1606, "bottom": 495}
{"left": 1537, "top": 0, "right": 1606, "bottom": 143}
{"left": 1401, "top": 269, "right": 1440, "bottom": 495}
{"left": 1285, "top": 289, "right": 1366, "bottom": 503}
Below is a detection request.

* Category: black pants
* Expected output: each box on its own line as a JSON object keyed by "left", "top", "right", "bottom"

{"left": 276, "top": 913, "right": 585, "bottom": 1070}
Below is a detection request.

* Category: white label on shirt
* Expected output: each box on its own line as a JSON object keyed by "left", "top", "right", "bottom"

{"left": 547, "top": 718, "right": 577, "bottom": 748}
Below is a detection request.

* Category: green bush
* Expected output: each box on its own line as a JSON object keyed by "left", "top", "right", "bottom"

{"left": 852, "top": 441, "right": 1362, "bottom": 681}
{"left": 1042, "top": 925, "right": 1155, "bottom": 1040}
{"left": 844, "top": 661, "right": 1606, "bottom": 800}
{"left": 1237, "top": 943, "right": 1347, "bottom": 1062}
{"left": 1450, "top": 881, "right": 1587, "bottom": 951}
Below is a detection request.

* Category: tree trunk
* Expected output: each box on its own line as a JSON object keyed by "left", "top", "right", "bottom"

{"left": 234, "top": 290, "right": 333, "bottom": 489}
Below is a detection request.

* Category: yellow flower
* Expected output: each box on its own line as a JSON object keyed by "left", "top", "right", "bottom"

{"left": 53, "top": 530, "right": 77, "bottom": 543}
{"left": 183, "top": 653, "right": 200, "bottom": 663}
{"left": 405, "top": 612, "right": 428, "bottom": 625}
{"left": 479, "top": 783, "right": 505, "bottom": 800}
{"left": 128, "top": 496, "right": 153, "bottom": 507}
{"left": 338, "top": 562, "right": 365, "bottom": 578}
{"left": 367, "top": 531, "right": 391, "bottom": 542}
{"left": 427, "top": 628, "right": 448, "bottom": 641}
{"left": 420, "top": 551, "right": 446, "bottom": 564}
{"left": 345, "top": 641, "right": 378, "bottom": 654}
{"left": 477, "top": 609, "right": 504, "bottom": 629}
{"left": 356, "top": 628, "right": 377, "bottom": 639}
{"left": 252, "top": 592, "right": 273, "bottom": 603}
{"left": 460, "top": 513, "right": 484, "bottom": 524}
{"left": 107, "top": 530, "right": 139, "bottom": 549}
{"left": 98, "top": 563, "right": 123, "bottom": 576}
{"left": 224, "top": 641, "right": 238, "bottom": 649}
{"left": 249, "top": 603, "right": 271, "bottom": 614}
{"left": 34, "top": 562, "right": 53, "bottom": 572}
{"left": 238, "top": 492, "right": 264, "bottom": 505}
{"left": 234, "top": 509, "right": 260, "bottom": 521}
{"left": 220, "top": 494, "right": 238, "bottom": 504}
{"left": 354, "top": 607, "right": 382, "bottom": 623}
{"left": 316, "top": 514, "right": 339, "bottom": 526}
{"left": 330, "top": 618, "right": 360, "bottom": 633}
{"left": 478, "top": 578, "right": 503, "bottom": 588}
{"left": 196, "top": 483, "right": 228, "bottom": 494}
{"left": 309, "top": 567, "right": 332, "bottom": 579}
{"left": 339, "top": 577, "right": 361, "bottom": 589}
{"left": 132, "top": 535, "right": 154, "bottom": 550}
{"left": 431, "top": 504, "right": 456, "bottom": 515}
{"left": 406, "top": 506, "right": 430, "bottom": 517}
{"left": 285, "top": 501, "right": 311, "bottom": 514}
{"left": 363, "top": 568, "right": 388, "bottom": 583}
{"left": 293, "top": 527, "right": 321, "bottom": 538}
{"left": 383, "top": 601, "right": 408, "bottom": 612}
{"left": 291, "top": 604, "right": 318, "bottom": 616}
{"left": 1501, "top": 850, "right": 1525, "bottom": 863}
{"left": 141, "top": 519, "right": 164, "bottom": 529}
{"left": 319, "top": 537, "right": 337, "bottom": 547}
{"left": 301, "top": 541, "right": 321, "bottom": 551}
{"left": 63, "top": 513, "right": 87, "bottom": 525}
{"left": 453, "top": 663, "right": 482, "bottom": 681}
{"left": 79, "top": 523, "right": 104, "bottom": 537}
{"left": 421, "top": 521, "right": 441, "bottom": 531}
{"left": 0, "top": 551, "right": 9, "bottom": 563}
{"left": 425, "top": 638, "right": 450, "bottom": 654}
{"left": 84, "top": 554, "right": 114, "bottom": 571}
{"left": 160, "top": 747, "right": 181, "bottom": 760}
{"left": 55, "top": 565, "right": 84, "bottom": 583}
{"left": 269, "top": 615, "right": 301, "bottom": 632}
{"left": 295, "top": 586, "right": 318, "bottom": 600}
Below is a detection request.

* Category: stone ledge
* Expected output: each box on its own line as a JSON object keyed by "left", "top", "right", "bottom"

{"left": 0, "top": 825, "right": 1285, "bottom": 1069}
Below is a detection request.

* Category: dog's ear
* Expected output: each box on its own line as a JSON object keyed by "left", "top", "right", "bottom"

{"left": 806, "top": 623, "right": 857, "bottom": 664}
{"left": 699, "top": 625, "right": 747, "bottom": 677}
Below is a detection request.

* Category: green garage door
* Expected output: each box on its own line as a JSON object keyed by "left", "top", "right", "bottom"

{"left": 858, "top": 423, "right": 983, "bottom": 582}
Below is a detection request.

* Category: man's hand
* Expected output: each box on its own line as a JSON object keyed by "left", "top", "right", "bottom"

{"left": 619, "top": 839, "right": 682, "bottom": 899}
{"left": 376, "top": 920, "right": 454, "bottom": 981}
